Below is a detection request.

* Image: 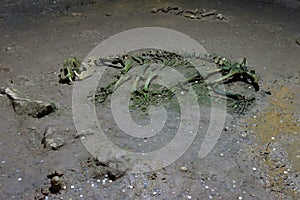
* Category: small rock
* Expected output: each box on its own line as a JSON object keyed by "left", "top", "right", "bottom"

{"left": 180, "top": 166, "right": 188, "bottom": 172}
{"left": 42, "top": 126, "right": 65, "bottom": 150}
{"left": 47, "top": 138, "right": 65, "bottom": 150}
{"left": 151, "top": 8, "right": 159, "bottom": 13}
{"left": 296, "top": 38, "right": 300, "bottom": 45}
{"left": 216, "top": 13, "right": 224, "bottom": 20}
{"left": 41, "top": 188, "right": 49, "bottom": 196}
{"left": 71, "top": 12, "right": 83, "bottom": 17}
{"left": 50, "top": 176, "right": 62, "bottom": 193}
{"left": 3, "top": 88, "right": 56, "bottom": 118}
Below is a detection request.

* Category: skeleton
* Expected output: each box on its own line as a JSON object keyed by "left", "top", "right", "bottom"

{"left": 59, "top": 50, "right": 259, "bottom": 113}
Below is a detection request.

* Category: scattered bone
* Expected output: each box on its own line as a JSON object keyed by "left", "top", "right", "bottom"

{"left": 151, "top": 5, "right": 227, "bottom": 21}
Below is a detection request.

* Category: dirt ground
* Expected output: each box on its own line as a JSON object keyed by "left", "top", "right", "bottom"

{"left": 0, "top": 0, "right": 299, "bottom": 199}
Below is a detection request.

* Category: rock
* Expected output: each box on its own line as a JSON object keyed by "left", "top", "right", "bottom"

{"left": 88, "top": 157, "right": 127, "bottom": 181}
{"left": 46, "top": 170, "right": 64, "bottom": 194}
{"left": 50, "top": 176, "right": 62, "bottom": 194}
{"left": 42, "top": 126, "right": 65, "bottom": 150}
{"left": 41, "top": 188, "right": 49, "bottom": 196}
{"left": 180, "top": 166, "right": 188, "bottom": 172}
{"left": 151, "top": 8, "right": 160, "bottom": 13}
{"left": 296, "top": 38, "right": 300, "bottom": 45}
{"left": 3, "top": 88, "right": 56, "bottom": 118}
{"left": 216, "top": 13, "right": 224, "bottom": 20}
{"left": 71, "top": 12, "right": 83, "bottom": 17}
{"left": 47, "top": 138, "right": 65, "bottom": 150}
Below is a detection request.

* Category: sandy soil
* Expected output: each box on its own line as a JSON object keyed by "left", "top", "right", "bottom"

{"left": 0, "top": 0, "right": 299, "bottom": 199}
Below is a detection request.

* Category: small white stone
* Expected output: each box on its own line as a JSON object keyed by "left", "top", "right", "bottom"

{"left": 128, "top": 185, "right": 133, "bottom": 189}
{"left": 71, "top": 185, "right": 75, "bottom": 189}
{"left": 205, "top": 185, "right": 209, "bottom": 189}
{"left": 1, "top": 160, "right": 5, "bottom": 164}
{"left": 79, "top": 194, "right": 83, "bottom": 198}
{"left": 17, "top": 177, "right": 22, "bottom": 181}
{"left": 253, "top": 115, "right": 257, "bottom": 119}
{"left": 238, "top": 197, "right": 243, "bottom": 200}
{"left": 253, "top": 167, "right": 257, "bottom": 171}
{"left": 220, "top": 153, "right": 224, "bottom": 157}
{"left": 283, "top": 171, "right": 288, "bottom": 174}
{"left": 187, "top": 195, "right": 192, "bottom": 199}
{"left": 180, "top": 166, "right": 188, "bottom": 172}
{"left": 271, "top": 136, "right": 275, "bottom": 140}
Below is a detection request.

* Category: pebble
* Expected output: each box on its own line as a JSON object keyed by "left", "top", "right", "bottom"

{"left": 17, "top": 177, "right": 22, "bottom": 181}
{"left": 252, "top": 167, "right": 257, "bottom": 171}
{"left": 71, "top": 12, "right": 83, "bottom": 17}
{"left": 238, "top": 197, "right": 243, "bottom": 200}
{"left": 50, "top": 176, "right": 62, "bottom": 193}
{"left": 180, "top": 166, "right": 188, "bottom": 172}
{"left": 216, "top": 13, "right": 224, "bottom": 20}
